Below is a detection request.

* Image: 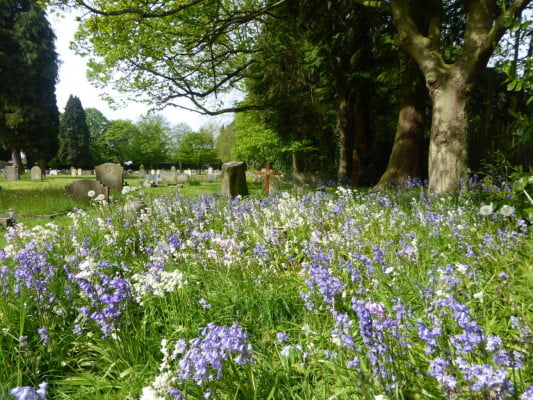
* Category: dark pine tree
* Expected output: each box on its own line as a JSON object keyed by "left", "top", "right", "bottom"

{"left": 0, "top": 0, "right": 59, "bottom": 169}
{"left": 58, "top": 95, "right": 92, "bottom": 168}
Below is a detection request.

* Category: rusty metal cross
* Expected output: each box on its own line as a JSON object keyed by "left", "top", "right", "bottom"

{"left": 256, "top": 161, "right": 280, "bottom": 194}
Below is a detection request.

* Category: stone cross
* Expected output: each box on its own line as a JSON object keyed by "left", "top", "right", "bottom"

{"left": 256, "top": 162, "right": 280, "bottom": 194}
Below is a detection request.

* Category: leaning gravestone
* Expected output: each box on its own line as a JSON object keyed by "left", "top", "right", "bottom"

{"left": 66, "top": 179, "right": 109, "bottom": 201}
{"left": 30, "top": 166, "right": 43, "bottom": 181}
{"left": 4, "top": 166, "right": 19, "bottom": 181}
{"left": 95, "top": 163, "right": 124, "bottom": 192}
{"left": 221, "top": 161, "right": 248, "bottom": 197}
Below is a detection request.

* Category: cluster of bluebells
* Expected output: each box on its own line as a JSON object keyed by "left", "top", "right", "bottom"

{"left": 147, "top": 323, "right": 254, "bottom": 399}
{"left": 1, "top": 183, "right": 530, "bottom": 398}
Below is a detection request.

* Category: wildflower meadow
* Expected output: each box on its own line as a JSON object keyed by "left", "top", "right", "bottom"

{"left": 0, "top": 183, "right": 531, "bottom": 399}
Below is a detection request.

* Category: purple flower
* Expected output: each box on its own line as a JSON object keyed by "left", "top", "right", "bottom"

{"left": 10, "top": 382, "right": 47, "bottom": 400}
{"left": 38, "top": 327, "right": 50, "bottom": 346}
{"left": 520, "top": 385, "right": 533, "bottom": 400}
{"left": 276, "top": 332, "right": 289, "bottom": 343}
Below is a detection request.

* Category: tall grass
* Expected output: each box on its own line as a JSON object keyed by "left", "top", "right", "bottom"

{"left": 0, "top": 181, "right": 531, "bottom": 399}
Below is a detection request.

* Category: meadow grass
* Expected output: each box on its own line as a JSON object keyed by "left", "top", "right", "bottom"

{"left": 0, "top": 177, "right": 531, "bottom": 400}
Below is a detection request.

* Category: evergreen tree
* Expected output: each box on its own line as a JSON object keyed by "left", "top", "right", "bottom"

{"left": 57, "top": 95, "right": 92, "bottom": 168}
{"left": 0, "top": 0, "right": 59, "bottom": 169}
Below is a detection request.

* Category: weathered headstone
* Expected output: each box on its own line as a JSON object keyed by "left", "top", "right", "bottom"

{"left": 139, "top": 168, "right": 146, "bottom": 177}
{"left": 71, "top": 168, "right": 77, "bottom": 177}
{"left": 206, "top": 173, "right": 220, "bottom": 183}
{"left": 207, "top": 167, "right": 214, "bottom": 175}
{"left": 95, "top": 163, "right": 124, "bottom": 192}
{"left": 170, "top": 166, "right": 177, "bottom": 172}
{"left": 177, "top": 173, "right": 189, "bottom": 183}
{"left": 66, "top": 179, "right": 109, "bottom": 201}
{"left": 4, "top": 166, "right": 19, "bottom": 181}
{"left": 49, "top": 169, "right": 59, "bottom": 176}
{"left": 77, "top": 168, "right": 82, "bottom": 176}
{"left": 160, "top": 171, "right": 178, "bottom": 184}
{"left": 221, "top": 161, "right": 248, "bottom": 197}
{"left": 185, "top": 169, "right": 192, "bottom": 176}
{"left": 30, "top": 166, "right": 43, "bottom": 181}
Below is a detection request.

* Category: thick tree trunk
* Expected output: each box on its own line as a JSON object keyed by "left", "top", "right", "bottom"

{"left": 427, "top": 77, "right": 470, "bottom": 194}
{"left": 375, "top": 94, "right": 424, "bottom": 189}
{"left": 336, "top": 97, "right": 355, "bottom": 184}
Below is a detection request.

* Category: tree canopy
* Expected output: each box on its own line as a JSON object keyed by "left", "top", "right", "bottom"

{"left": 46, "top": 0, "right": 532, "bottom": 191}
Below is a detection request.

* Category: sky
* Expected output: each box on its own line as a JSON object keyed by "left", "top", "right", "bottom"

{"left": 49, "top": 11, "right": 228, "bottom": 131}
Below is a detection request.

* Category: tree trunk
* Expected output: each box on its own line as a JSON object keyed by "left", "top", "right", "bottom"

{"left": 11, "top": 148, "right": 23, "bottom": 170}
{"left": 375, "top": 94, "right": 424, "bottom": 189}
{"left": 336, "top": 96, "right": 355, "bottom": 184}
{"left": 427, "top": 75, "right": 470, "bottom": 193}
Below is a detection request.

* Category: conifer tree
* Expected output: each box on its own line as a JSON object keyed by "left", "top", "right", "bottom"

{"left": 57, "top": 95, "right": 92, "bottom": 168}
{"left": 0, "top": 0, "right": 59, "bottom": 169}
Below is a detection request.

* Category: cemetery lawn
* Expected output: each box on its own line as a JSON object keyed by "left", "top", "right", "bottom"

{"left": 0, "top": 179, "right": 531, "bottom": 400}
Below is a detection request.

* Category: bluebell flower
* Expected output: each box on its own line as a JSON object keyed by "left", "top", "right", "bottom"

{"left": 10, "top": 382, "right": 47, "bottom": 400}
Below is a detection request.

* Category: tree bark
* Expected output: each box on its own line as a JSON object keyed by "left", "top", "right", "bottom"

{"left": 336, "top": 96, "right": 356, "bottom": 184}
{"left": 375, "top": 93, "right": 424, "bottom": 189}
{"left": 427, "top": 71, "right": 470, "bottom": 193}
{"left": 11, "top": 148, "right": 23, "bottom": 171}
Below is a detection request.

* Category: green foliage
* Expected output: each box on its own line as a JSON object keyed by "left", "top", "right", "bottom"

{"left": 232, "top": 111, "right": 284, "bottom": 170}
{"left": 57, "top": 95, "right": 92, "bottom": 168}
{"left": 215, "top": 122, "right": 236, "bottom": 163}
{"left": 96, "top": 119, "right": 140, "bottom": 164}
{"left": 176, "top": 129, "right": 219, "bottom": 168}
{"left": 474, "top": 151, "right": 533, "bottom": 222}
{"left": 130, "top": 114, "right": 172, "bottom": 168}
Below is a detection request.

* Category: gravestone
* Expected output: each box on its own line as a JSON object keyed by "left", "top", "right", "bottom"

{"left": 177, "top": 173, "right": 189, "bottom": 183}
{"left": 71, "top": 168, "right": 77, "bottom": 177}
{"left": 66, "top": 179, "right": 109, "bottom": 201}
{"left": 95, "top": 163, "right": 124, "bottom": 192}
{"left": 144, "top": 174, "right": 160, "bottom": 186}
{"left": 30, "top": 166, "right": 43, "bottom": 181}
{"left": 185, "top": 169, "right": 192, "bottom": 176}
{"left": 49, "top": 169, "right": 59, "bottom": 176}
{"left": 139, "top": 168, "right": 146, "bottom": 177}
{"left": 206, "top": 173, "right": 220, "bottom": 183}
{"left": 207, "top": 167, "right": 214, "bottom": 175}
{"left": 77, "top": 168, "right": 82, "bottom": 176}
{"left": 294, "top": 172, "right": 319, "bottom": 186}
{"left": 221, "top": 161, "right": 248, "bottom": 197}
{"left": 4, "top": 166, "right": 19, "bottom": 181}
{"left": 170, "top": 166, "right": 177, "bottom": 172}
{"left": 160, "top": 171, "right": 178, "bottom": 184}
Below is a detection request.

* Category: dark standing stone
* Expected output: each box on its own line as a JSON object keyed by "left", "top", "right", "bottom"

{"left": 221, "top": 161, "right": 248, "bottom": 197}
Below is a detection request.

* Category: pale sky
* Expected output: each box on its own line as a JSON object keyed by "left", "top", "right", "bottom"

{"left": 49, "top": 11, "right": 228, "bottom": 131}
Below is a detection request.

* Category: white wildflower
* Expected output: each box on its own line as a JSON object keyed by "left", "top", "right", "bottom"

{"left": 499, "top": 205, "right": 515, "bottom": 217}
{"left": 87, "top": 190, "right": 96, "bottom": 198}
{"left": 479, "top": 204, "right": 493, "bottom": 216}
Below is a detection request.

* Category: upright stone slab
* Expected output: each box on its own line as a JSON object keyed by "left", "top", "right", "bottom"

{"left": 95, "top": 163, "right": 124, "bottom": 192}
{"left": 221, "top": 161, "right": 248, "bottom": 197}
{"left": 4, "top": 166, "right": 19, "bottom": 180}
{"left": 30, "top": 166, "right": 43, "bottom": 181}
{"left": 66, "top": 179, "right": 109, "bottom": 201}
{"left": 160, "top": 171, "right": 178, "bottom": 184}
